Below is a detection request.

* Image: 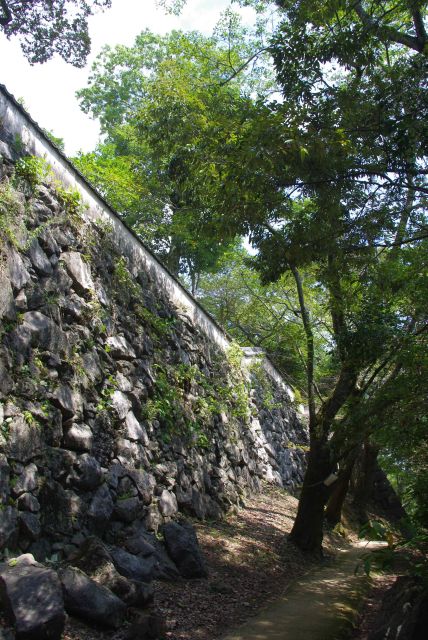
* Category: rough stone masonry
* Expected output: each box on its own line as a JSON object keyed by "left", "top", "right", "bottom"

{"left": 0, "top": 84, "right": 308, "bottom": 637}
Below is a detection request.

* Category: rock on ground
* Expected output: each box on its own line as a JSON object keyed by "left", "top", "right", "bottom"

{"left": 163, "top": 520, "right": 208, "bottom": 579}
{"left": 0, "top": 554, "right": 65, "bottom": 640}
{"left": 59, "top": 566, "right": 126, "bottom": 629}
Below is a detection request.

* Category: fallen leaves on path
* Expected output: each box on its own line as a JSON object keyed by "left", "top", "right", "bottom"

{"left": 64, "top": 484, "right": 343, "bottom": 640}
{"left": 154, "top": 485, "right": 314, "bottom": 640}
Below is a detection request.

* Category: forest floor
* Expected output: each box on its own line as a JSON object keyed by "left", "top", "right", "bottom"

{"left": 64, "top": 484, "right": 373, "bottom": 640}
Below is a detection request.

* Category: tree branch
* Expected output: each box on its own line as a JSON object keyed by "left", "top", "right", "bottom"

{"left": 354, "top": 0, "right": 426, "bottom": 53}
{"left": 407, "top": 0, "right": 428, "bottom": 44}
{"left": 289, "top": 262, "right": 317, "bottom": 427}
{"left": 219, "top": 47, "right": 270, "bottom": 86}
{"left": 262, "top": 221, "right": 317, "bottom": 425}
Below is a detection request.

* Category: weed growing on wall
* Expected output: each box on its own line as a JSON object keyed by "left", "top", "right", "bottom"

{"left": 224, "top": 343, "right": 252, "bottom": 419}
{"left": 84, "top": 294, "right": 109, "bottom": 338}
{"left": 12, "top": 134, "right": 24, "bottom": 154}
{"left": 144, "top": 362, "right": 216, "bottom": 446}
{"left": 0, "top": 180, "right": 24, "bottom": 246}
{"left": 96, "top": 374, "right": 118, "bottom": 412}
{"left": 248, "top": 357, "right": 282, "bottom": 411}
{"left": 1, "top": 155, "right": 87, "bottom": 255}
{"left": 0, "top": 415, "right": 11, "bottom": 440}
{"left": 55, "top": 184, "right": 82, "bottom": 217}
{"left": 14, "top": 156, "right": 50, "bottom": 192}
{"left": 113, "top": 256, "right": 139, "bottom": 302}
{"left": 143, "top": 345, "right": 256, "bottom": 448}
{"left": 135, "top": 304, "right": 175, "bottom": 340}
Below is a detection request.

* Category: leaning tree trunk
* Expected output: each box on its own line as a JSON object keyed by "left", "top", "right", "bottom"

{"left": 325, "top": 448, "right": 360, "bottom": 526}
{"left": 288, "top": 438, "right": 332, "bottom": 556}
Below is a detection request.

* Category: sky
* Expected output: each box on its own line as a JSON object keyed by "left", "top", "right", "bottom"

{"left": 0, "top": 0, "right": 255, "bottom": 156}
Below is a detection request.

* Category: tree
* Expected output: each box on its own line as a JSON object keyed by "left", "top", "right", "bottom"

{"left": 0, "top": 0, "right": 111, "bottom": 66}
{"left": 264, "top": 1, "right": 428, "bottom": 554}
{"left": 76, "top": 24, "right": 273, "bottom": 281}
{"left": 124, "top": 3, "right": 427, "bottom": 554}
{"left": 76, "top": 2, "right": 427, "bottom": 555}
{"left": 196, "top": 243, "right": 334, "bottom": 396}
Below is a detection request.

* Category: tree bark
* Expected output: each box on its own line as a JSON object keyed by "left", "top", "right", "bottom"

{"left": 288, "top": 437, "right": 332, "bottom": 556}
{"left": 325, "top": 448, "right": 359, "bottom": 526}
{"left": 352, "top": 440, "right": 380, "bottom": 522}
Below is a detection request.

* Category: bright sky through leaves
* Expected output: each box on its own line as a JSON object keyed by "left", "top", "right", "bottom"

{"left": 0, "top": 0, "right": 255, "bottom": 155}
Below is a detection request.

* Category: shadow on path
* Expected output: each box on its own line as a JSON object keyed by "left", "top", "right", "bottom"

{"left": 220, "top": 541, "right": 384, "bottom": 640}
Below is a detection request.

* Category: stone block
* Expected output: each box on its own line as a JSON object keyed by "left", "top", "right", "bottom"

{"left": 60, "top": 252, "right": 94, "bottom": 295}
{"left": 109, "top": 546, "right": 156, "bottom": 582}
{"left": 59, "top": 566, "right": 125, "bottom": 629}
{"left": 163, "top": 520, "right": 207, "bottom": 579}
{"left": 0, "top": 555, "right": 65, "bottom": 639}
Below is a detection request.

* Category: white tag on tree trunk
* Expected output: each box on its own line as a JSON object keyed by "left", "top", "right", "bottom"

{"left": 323, "top": 472, "right": 338, "bottom": 487}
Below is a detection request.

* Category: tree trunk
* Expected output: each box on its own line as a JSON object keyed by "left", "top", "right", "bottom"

{"left": 325, "top": 449, "right": 359, "bottom": 526}
{"left": 352, "top": 441, "right": 379, "bottom": 523}
{"left": 288, "top": 438, "right": 332, "bottom": 556}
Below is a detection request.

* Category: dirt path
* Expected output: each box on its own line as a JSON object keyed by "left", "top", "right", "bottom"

{"left": 63, "top": 487, "right": 378, "bottom": 640}
{"left": 220, "top": 541, "right": 383, "bottom": 640}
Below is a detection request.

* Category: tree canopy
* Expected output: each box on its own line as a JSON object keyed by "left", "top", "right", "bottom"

{"left": 76, "top": 24, "right": 273, "bottom": 283}
{"left": 0, "top": 0, "right": 111, "bottom": 66}
{"left": 76, "top": 1, "right": 428, "bottom": 554}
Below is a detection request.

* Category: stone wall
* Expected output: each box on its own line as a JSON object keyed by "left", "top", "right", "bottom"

{"left": 0, "top": 87, "right": 307, "bottom": 563}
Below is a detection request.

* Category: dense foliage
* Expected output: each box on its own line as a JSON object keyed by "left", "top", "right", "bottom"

{"left": 76, "top": 24, "right": 273, "bottom": 283}
{"left": 76, "top": 1, "right": 428, "bottom": 553}
{"left": 0, "top": 0, "right": 111, "bottom": 66}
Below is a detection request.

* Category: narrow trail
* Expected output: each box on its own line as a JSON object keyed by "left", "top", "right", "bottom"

{"left": 220, "top": 541, "right": 383, "bottom": 640}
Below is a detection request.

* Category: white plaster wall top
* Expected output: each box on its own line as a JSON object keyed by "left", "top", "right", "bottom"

{"left": 0, "top": 83, "right": 294, "bottom": 399}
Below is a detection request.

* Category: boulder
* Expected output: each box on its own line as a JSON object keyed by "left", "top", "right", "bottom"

{"left": 8, "top": 250, "right": 31, "bottom": 291}
{"left": 45, "top": 448, "right": 76, "bottom": 483}
{"left": 115, "top": 439, "right": 150, "bottom": 469}
{"left": 0, "top": 359, "right": 13, "bottom": 397}
{"left": 0, "top": 454, "right": 10, "bottom": 503}
{"left": 12, "top": 464, "right": 38, "bottom": 497}
{"left": 111, "top": 390, "right": 131, "bottom": 420}
{"left": 3, "top": 416, "right": 44, "bottom": 463}
{"left": 60, "top": 252, "right": 94, "bottom": 295}
{"left": 37, "top": 228, "right": 60, "bottom": 256}
{"left": 52, "top": 385, "right": 83, "bottom": 421}
{"left": 0, "top": 267, "right": 15, "bottom": 321}
{"left": 0, "top": 507, "right": 18, "bottom": 550}
{"left": 73, "top": 538, "right": 153, "bottom": 608}
{"left": 17, "top": 493, "right": 40, "bottom": 513}
{"left": 59, "top": 566, "right": 126, "bottom": 629}
{"left": 71, "top": 454, "right": 102, "bottom": 491}
{"left": 0, "top": 554, "right": 65, "bottom": 639}
{"left": 63, "top": 423, "right": 93, "bottom": 452}
{"left": 109, "top": 546, "right": 156, "bottom": 582}
{"left": 39, "top": 480, "right": 85, "bottom": 536}
{"left": 163, "top": 521, "right": 207, "bottom": 579}
{"left": 87, "top": 483, "right": 114, "bottom": 531}
{"left": 128, "top": 469, "right": 156, "bottom": 506}
{"left": 124, "top": 530, "right": 180, "bottom": 582}
{"left": 114, "top": 497, "right": 143, "bottom": 523}
{"left": 106, "top": 336, "right": 136, "bottom": 360}
{"left": 81, "top": 350, "right": 102, "bottom": 383}
{"left": 18, "top": 513, "right": 41, "bottom": 541}
{"left": 27, "top": 240, "right": 52, "bottom": 276}
{"left": 21, "top": 312, "right": 68, "bottom": 355}
{"left": 158, "top": 489, "right": 178, "bottom": 518}
{"left": 124, "top": 411, "right": 150, "bottom": 445}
